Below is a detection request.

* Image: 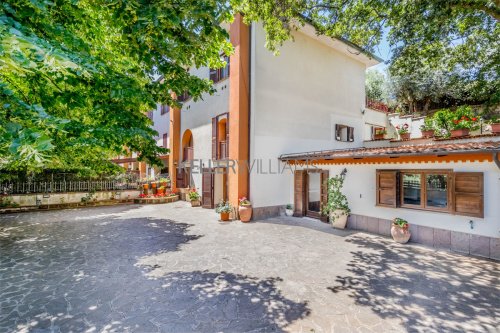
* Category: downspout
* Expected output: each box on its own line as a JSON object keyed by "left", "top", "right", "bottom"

{"left": 247, "top": 22, "right": 252, "bottom": 201}
{"left": 494, "top": 152, "right": 500, "bottom": 170}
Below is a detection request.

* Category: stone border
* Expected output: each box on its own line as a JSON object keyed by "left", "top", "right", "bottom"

{"left": 0, "top": 199, "right": 134, "bottom": 214}
{"left": 134, "top": 195, "right": 179, "bottom": 204}
{"left": 347, "top": 214, "right": 499, "bottom": 261}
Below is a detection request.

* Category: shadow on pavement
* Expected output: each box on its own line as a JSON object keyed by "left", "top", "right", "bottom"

{"left": 327, "top": 234, "right": 500, "bottom": 332}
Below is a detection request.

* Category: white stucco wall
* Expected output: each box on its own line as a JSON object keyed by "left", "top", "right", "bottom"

{"left": 178, "top": 66, "right": 230, "bottom": 191}
{"left": 249, "top": 24, "right": 371, "bottom": 208}
{"left": 288, "top": 162, "right": 500, "bottom": 238}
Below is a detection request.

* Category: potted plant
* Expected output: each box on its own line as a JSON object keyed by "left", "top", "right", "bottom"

{"left": 142, "top": 183, "right": 149, "bottom": 195}
{"left": 391, "top": 218, "right": 411, "bottom": 243}
{"left": 215, "top": 201, "right": 233, "bottom": 221}
{"left": 373, "top": 128, "right": 387, "bottom": 140}
{"left": 238, "top": 197, "right": 252, "bottom": 222}
{"left": 160, "top": 177, "right": 170, "bottom": 187}
{"left": 488, "top": 115, "right": 500, "bottom": 134}
{"left": 188, "top": 188, "right": 201, "bottom": 207}
{"left": 395, "top": 123, "right": 410, "bottom": 140}
{"left": 449, "top": 106, "right": 479, "bottom": 137}
{"left": 157, "top": 186, "right": 165, "bottom": 196}
{"left": 322, "top": 174, "right": 351, "bottom": 229}
{"left": 285, "top": 204, "right": 293, "bottom": 216}
{"left": 420, "top": 118, "right": 435, "bottom": 138}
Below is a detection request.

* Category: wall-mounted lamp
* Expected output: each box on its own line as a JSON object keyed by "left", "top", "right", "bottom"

{"left": 361, "top": 108, "right": 366, "bottom": 115}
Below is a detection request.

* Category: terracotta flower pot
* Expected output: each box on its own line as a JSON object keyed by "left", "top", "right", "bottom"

{"left": 421, "top": 130, "right": 434, "bottom": 138}
{"left": 400, "top": 133, "right": 410, "bottom": 140}
{"left": 220, "top": 212, "right": 230, "bottom": 221}
{"left": 391, "top": 225, "right": 411, "bottom": 244}
{"left": 151, "top": 183, "right": 157, "bottom": 188}
{"left": 142, "top": 184, "right": 149, "bottom": 195}
{"left": 329, "top": 210, "right": 349, "bottom": 229}
{"left": 374, "top": 134, "right": 385, "bottom": 140}
{"left": 191, "top": 200, "right": 201, "bottom": 207}
{"left": 157, "top": 188, "right": 165, "bottom": 195}
{"left": 491, "top": 123, "right": 500, "bottom": 134}
{"left": 239, "top": 205, "right": 252, "bottom": 222}
{"left": 450, "top": 129, "right": 470, "bottom": 138}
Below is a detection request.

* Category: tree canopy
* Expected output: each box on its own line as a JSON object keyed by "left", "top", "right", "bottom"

{"left": 1, "top": 0, "right": 498, "bottom": 177}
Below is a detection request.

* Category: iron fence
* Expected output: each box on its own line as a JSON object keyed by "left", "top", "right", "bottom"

{"left": 0, "top": 180, "right": 140, "bottom": 195}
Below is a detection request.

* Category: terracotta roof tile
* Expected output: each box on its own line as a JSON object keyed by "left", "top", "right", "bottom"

{"left": 280, "top": 141, "right": 500, "bottom": 161}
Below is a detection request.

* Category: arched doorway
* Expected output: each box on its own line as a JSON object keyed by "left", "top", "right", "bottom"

{"left": 182, "top": 129, "right": 193, "bottom": 162}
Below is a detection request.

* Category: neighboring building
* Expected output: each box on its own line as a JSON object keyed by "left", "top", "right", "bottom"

{"left": 167, "top": 15, "right": 499, "bottom": 259}
{"left": 112, "top": 104, "right": 170, "bottom": 179}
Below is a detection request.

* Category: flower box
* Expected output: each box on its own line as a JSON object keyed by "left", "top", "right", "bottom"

{"left": 450, "top": 129, "right": 470, "bottom": 138}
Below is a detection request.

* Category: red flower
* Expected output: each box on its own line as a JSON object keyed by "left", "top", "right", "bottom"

{"left": 453, "top": 120, "right": 459, "bottom": 124}
{"left": 472, "top": 117, "right": 477, "bottom": 121}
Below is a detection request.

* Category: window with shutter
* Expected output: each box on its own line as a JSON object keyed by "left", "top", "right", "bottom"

{"left": 163, "top": 133, "right": 168, "bottom": 148}
{"left": 212, "top": 117, "right": 217, "bottom": 160}
{"left": 294, "top": 170, "right": 306, "bottom": 217}
{"left": 202, "top": 168, "right": 214, "bottom": 208}
{"left": 453, "top": 172, "right": 484, "bottom": 218}
{"left": 376, "top": 170, "right": 399, "bottom": 207}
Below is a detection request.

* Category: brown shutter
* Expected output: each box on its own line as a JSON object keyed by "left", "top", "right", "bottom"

{"left": 348, "top": 127, "right": 354, "bottom": 142}
{"left": 294, "top": 170, "right": 306, "bottom": 217}
{"left": 320, "top": 170, "right": 330, "bottom": 222}
{"left": 202, "top": 168, "right": 214, "bottom": 208}
{"left": 225, "top": 114, "right": 229, "bottom": 159}
{"left": 453, "top": 172, "right": 484, "bottom": 218}
{"left": 176, "top": 167, "right": 185, "bottom": 188}
{"left": 376, "top": 170, "right": 399, "bottom": 207}
{"left": 212, "top": 117, "right": 217, "bottom": 160}
{"left": 210, "top": 68, "right": 218, "bottom": 82}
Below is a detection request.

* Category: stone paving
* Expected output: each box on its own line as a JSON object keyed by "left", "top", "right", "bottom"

{"left": 0, "top": 203, "right": 498, "bottom": 333}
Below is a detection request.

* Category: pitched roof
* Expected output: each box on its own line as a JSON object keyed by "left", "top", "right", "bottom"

{"left": 279, "top": 141, "right": 500, "bottom": 161}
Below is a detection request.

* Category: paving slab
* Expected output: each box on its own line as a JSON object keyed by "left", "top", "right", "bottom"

{"left": 0, "top": 203, "right": 498, "bottom": 333}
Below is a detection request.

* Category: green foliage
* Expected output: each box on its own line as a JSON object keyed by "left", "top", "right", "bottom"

{"left": 215, "top": 200, "right": 233, "bottom": 214}
{"left": 420, "top": 117, "right": 435, "bottom": 132}
{"left": 188, "top": 188, "right": 200, "bottom": 201}
{"left": 393, "top": 217, "right": 408, "bottom": 228}
{"left": 1, "top": 0, "right": 233, "bottom": 176}
{"left": 322, "top": 173, "right": 350, "bottom": 216}
{"left": 365, "top": 69, "right": 389, "bottom": 102}
{"left": 427, "top": 106, "right": 480, "bottom": 135}
{"left": 0, "top": 195, "right": 19, "bottom": 208}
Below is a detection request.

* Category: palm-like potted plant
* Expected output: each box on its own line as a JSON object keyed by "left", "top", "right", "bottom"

{"left": 391, "top": 218, "right": 411, "bottom": 243}
{"left": 238, "top": 197, "right": 252, "bottom": 222}
{"left": 396, "top": 123, "right": 410, "bottom": 140}
{"left": 215, "top": 201, "right": 233, "bottom": 221}
{"left": 188, "top": 188, "right": 201, "bottom": 207}
{"left": 322, "top": 174, "right": 351, "bottom": 229}
{"left": 420, "top": 118, "right": 435, "bottom": 138}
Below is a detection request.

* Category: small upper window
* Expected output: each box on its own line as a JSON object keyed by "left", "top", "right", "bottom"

{"left": 210, "top": 55, "right": 230, "bottom": 83}
{"left": 335, "top": 124, "right": 354, "bottom": 142}
{"left": 161, "top": 104, "right": 169, "bottom": 115}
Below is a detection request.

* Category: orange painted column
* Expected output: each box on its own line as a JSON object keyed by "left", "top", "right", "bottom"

{"left": 228, "top": 14, "right": 250, "bottom": 207}
{"left": 139, "top": 162, "right": 147, "bottom": 178}
{"left": 169, "top": 97, "right": 181, "bottom": 190}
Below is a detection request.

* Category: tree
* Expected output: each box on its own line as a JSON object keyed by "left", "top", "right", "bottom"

{"left": 1, "top": 0, "right": 233, "bottom": 176}
{"left": 238, "top": 0, "right": 499, "bottom": 111}
{"left": 365, "top": 69, "right": 389, "bottom": 103}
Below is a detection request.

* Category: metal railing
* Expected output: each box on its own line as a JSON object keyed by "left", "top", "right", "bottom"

{"left": 0, "top": 180, "right": 140, "bottom": 195}
{"left": 219, "top": 140, "right": 228, "bottom": 159}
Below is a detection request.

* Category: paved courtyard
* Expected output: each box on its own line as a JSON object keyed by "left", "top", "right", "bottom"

{"left": 0, "top": 203, "right": 498, "bottom": 333}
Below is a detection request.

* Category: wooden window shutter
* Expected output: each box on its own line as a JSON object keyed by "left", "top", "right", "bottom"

{"left": 209, "top": 68, "right": 218, "bottom": 82}
{"left": 376, "top": 170, "right": 399, "bottom": 207}
{"left": 294, "top": 170, "right": 306, "bottom": 217}
{"left": 202, "top": 168, "right": 214, "bottom": 209}
{"left": 348, "top": 127, "right": 354, "bottom": 142}
{"left": 453, "top": 172, "right": 484, "bottom": 218}
{"left": 176, "top": 168, "right": 185, "bottom": 188}
{"left": 320, "top": 170, "right": 330, "bottom": 222}
{"left": 212, "top": 117, "right": 217, "bottom": 160}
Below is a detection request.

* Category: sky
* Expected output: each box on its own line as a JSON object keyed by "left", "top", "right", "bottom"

{"left": 371, "top": 28, "right": 391, "bottom": 71}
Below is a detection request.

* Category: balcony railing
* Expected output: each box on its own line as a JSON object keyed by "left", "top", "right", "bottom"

{"left": 183, "top": 147, "right": 194, "bottom": 161}
{"left": 218, "top": 140, "right": 228, "bottom": 160}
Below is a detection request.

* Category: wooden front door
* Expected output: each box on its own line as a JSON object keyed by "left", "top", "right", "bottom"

{"left": 202, "top": 168, "right": 214, "bottom": 208}
{"left": 294, "top": 169, "right": 329, "bottom": 221}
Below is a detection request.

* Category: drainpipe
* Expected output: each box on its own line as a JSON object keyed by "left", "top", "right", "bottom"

{"left": 494, "top": 152, "right": 500, "bottom": 170}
